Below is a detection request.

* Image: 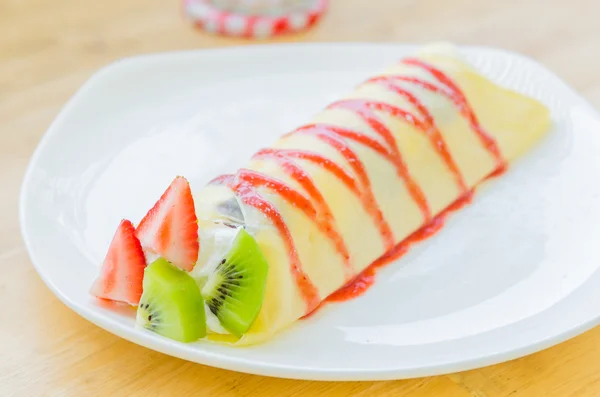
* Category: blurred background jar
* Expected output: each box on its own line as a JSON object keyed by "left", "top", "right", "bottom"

{"left": 184, "top": 0, "right": 328, "bottom": 38}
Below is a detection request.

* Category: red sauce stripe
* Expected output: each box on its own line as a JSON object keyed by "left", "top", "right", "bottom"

{"left": 209, "top": 174, "right": 235, "bottom": 186}
{"left": 252, "top": 150, "right": 355, "bottom": 281}
{"left": 259, "top": 149, "right": 359, "bottom": 195}
{"left": 329, "top": 100, "right": 402, "bottom": 156}
{"left": 233, "top": 182, "right": 321, "bottom": 311}
{"left": 237, "top": 169, "right": 318, "bottom": 219}
{"left": 402, "top": 58, "right": 506, "bottom": 169}
{"left": 329, "top": 99, "right": 432, "bottom": 221}
{"left": 293, "top": 124, "right": 395, "bottom": 249}
{"left": 367, "top": 76, "right": 468, "bottom": 192}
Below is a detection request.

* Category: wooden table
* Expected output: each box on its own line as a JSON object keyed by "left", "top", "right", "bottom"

{"left": 2, "top": 0, "right": 600, "bottom": 395}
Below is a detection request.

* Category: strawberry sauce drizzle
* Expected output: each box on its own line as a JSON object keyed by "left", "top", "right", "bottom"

{"left": 210, "top": 59, "right": 505, "bottom": 315}
{"left": 367, "top": 76, "right": 468, "bottom": 192}
{"left": 217, "top": 172, "right": 322, "bottom": 312}
{"left": 329, "top": 99, "right": 432, "bottom": 221}
{"left": 402, "top": 58, "right": 506, "bottom": 170}
{"left": 292, "top": 124, "right": 395, "bottom": 249}
{"left": 237, "top": 169, "right": 318, "bottom": 219}
{"left": 250, "top": 152, "right": 355, "bottom": 281}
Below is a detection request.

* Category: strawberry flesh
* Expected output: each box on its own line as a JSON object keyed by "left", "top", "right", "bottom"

{"left": 90, "top": 219, "right": 146, "bottom": 305}
{"left": 136, "top": 176, "right": 199, "bottom": 271}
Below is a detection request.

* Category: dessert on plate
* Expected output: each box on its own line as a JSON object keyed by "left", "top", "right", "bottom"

{"left": 90, "top": 43, "right": 550, "bottom": 345}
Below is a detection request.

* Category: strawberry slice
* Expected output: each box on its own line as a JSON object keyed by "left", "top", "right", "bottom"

{"left": 136, "top": 176, "right": 199, "bottom": 271}
{"left": 90, "top": 219, "right": 146, "bottom": 305}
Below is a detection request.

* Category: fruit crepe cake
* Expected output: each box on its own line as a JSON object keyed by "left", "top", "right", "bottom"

{"left": 90, "top": 43, "right": 551, "bottom": 345}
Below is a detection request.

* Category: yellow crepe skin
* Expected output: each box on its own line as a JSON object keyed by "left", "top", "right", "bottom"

{"left": 194, "top": 44, "right": 551, "bottom": 345}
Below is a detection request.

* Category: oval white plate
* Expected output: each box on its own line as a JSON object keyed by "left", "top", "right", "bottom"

{"left": 20, "top": 43, "right": 600, "bottom": 381}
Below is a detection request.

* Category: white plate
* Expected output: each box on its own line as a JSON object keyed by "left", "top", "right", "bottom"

{"left": 20, "top": 43, "right": 600, "bottom": 381}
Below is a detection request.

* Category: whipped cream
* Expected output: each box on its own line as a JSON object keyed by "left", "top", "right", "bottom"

{"left": 190, "top": 220, "right": 245, "bottom": 335}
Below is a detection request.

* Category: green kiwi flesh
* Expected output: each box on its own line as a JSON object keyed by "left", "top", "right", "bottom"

{"left": 202, "top": 229, "right": 268, "bottom": 337}
{"left": 136, "top": 258, "right": 206, "bottom": 342}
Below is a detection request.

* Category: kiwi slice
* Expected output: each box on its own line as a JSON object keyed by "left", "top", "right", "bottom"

{"left": 202, "top": 229, "right": 268, "bottom": 337}
{"left": 136, "top": 258, "right": 206, "bottom": 342}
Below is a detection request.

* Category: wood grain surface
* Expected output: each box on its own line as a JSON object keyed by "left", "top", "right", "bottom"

{"left": 2, "top": 0, "right": 600, "bottom": 395}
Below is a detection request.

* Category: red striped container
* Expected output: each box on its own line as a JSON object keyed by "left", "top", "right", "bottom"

{"left": 184, "top": 0, "right": 328, "bottom": 38}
